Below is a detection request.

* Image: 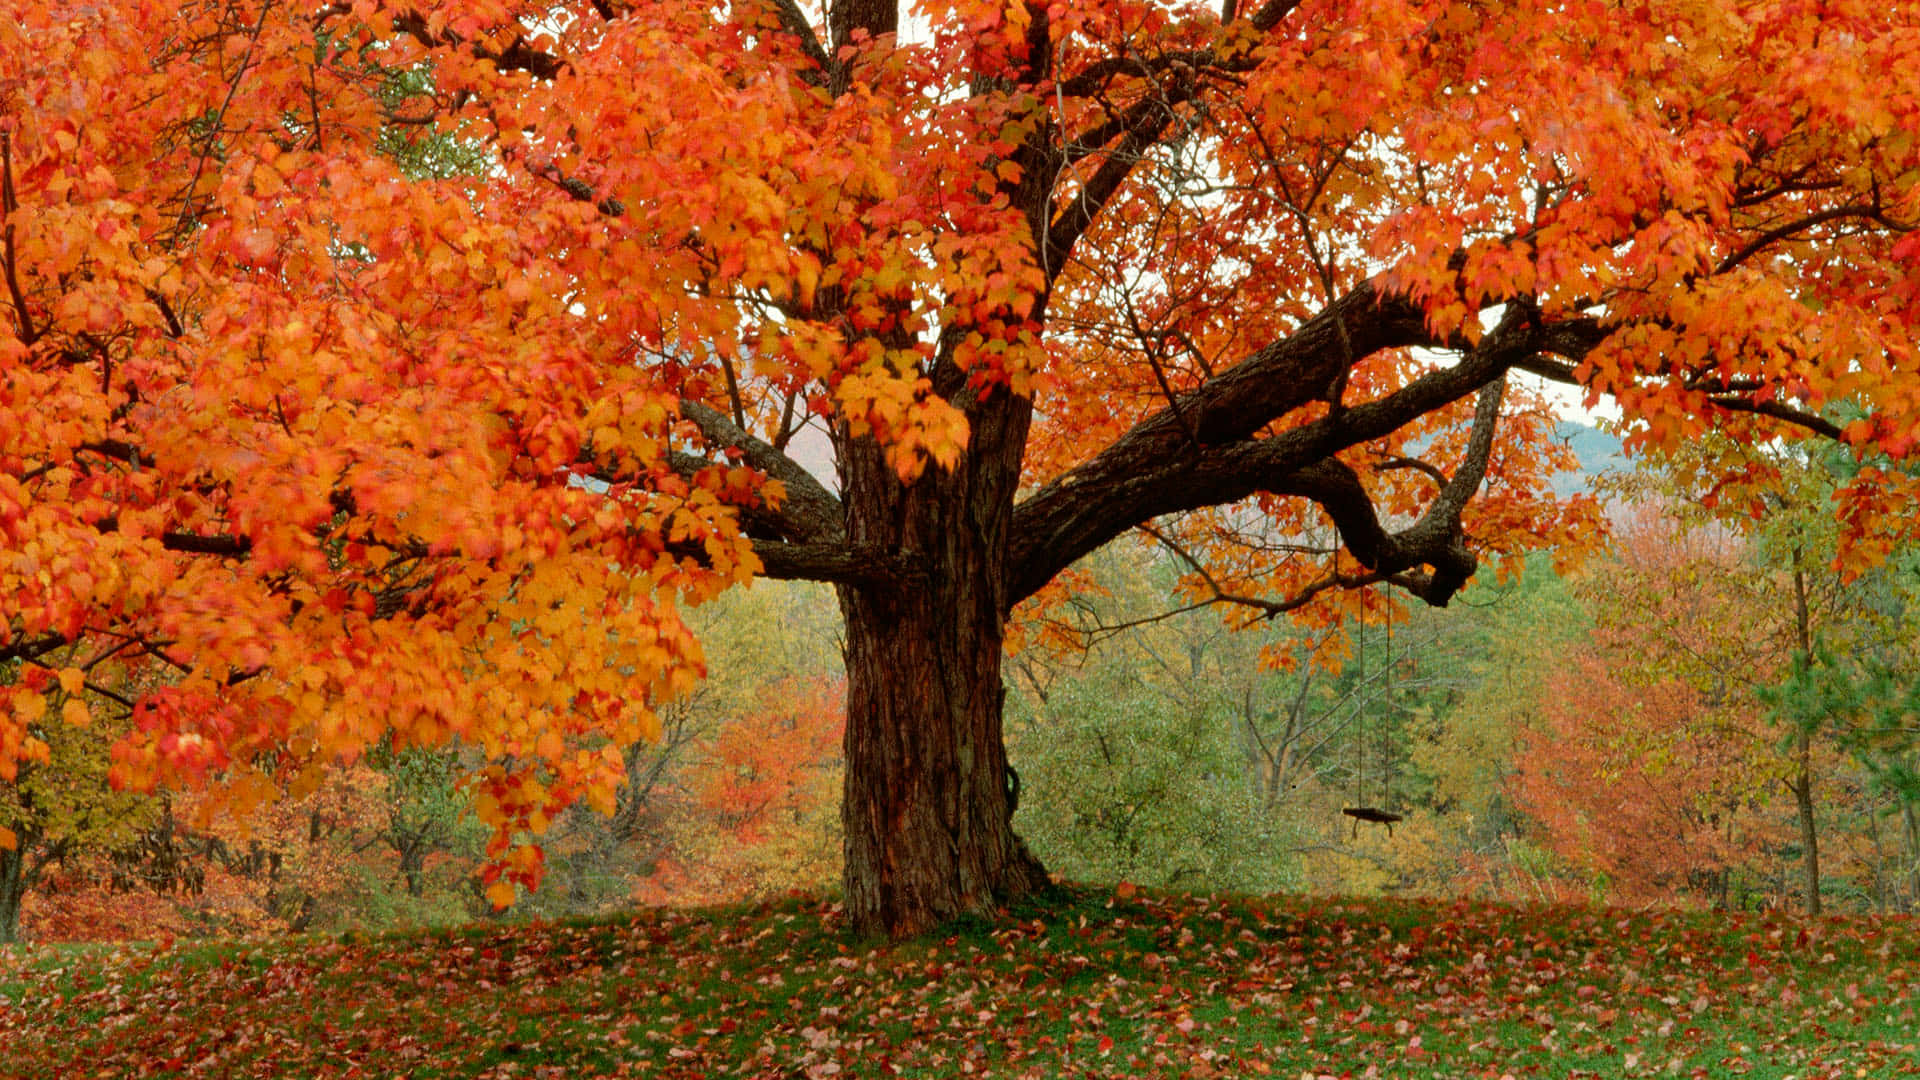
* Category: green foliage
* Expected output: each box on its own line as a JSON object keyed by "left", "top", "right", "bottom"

{"left": 367, "top": 743, "right": 489, "bottom": 899}
{"left": 1012, "top": 671, "right": 1296, "bottom": 894}
{"left": 1767, "top": 645, "right": 1920, "bottom": 803}
{"left": 366, "top": 50, "right": 495, "bottom": 182}
{"left": 1408, "top": 554, "right": 1587, "bottom": 862}
{"left": 331, "top": 861, "right": 481, "bottom": 932}
{"left": 687, "top": 581, "right": 844, "bottom": 709}
{"left": 0, "top": 700, "right": 158, "bottom": 861}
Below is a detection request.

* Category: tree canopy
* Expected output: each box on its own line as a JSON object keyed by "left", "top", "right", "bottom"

{"left": 3, "top": 0, "right": 1918, "bottom": 934}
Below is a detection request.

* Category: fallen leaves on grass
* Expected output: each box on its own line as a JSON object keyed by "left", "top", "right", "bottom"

{"left": 2, "top": 889, "right": 1917, "bottom": 1078}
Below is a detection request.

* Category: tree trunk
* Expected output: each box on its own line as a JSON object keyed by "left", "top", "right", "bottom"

{"left": 0, "top": 841, "right": 27, "bottom": 945}
{"left": 1791, "top": 563, "right": 1821, "bottom": 916}
{"left": 0, "top": 826, "right": 41, "bottom": 937}
{"left": 836, "top": 397, "right": 1051, "bottom": 938}
{"left": 399, "top": 838, "right": 426, "bottom": 897}
{"left": 839, "top": 585, "right": 1050, "bottom": 936}
{"left": 1793, "top": 756, "right": 1820, "bottom": 915}
{"left": 1899, "top": 798, "right": 1920, "bottom": 912}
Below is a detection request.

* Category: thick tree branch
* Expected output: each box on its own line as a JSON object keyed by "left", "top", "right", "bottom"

{"left": 662, "top": 449, "right": 838, "bottom": 548}
{"left": 829, "top": 0, "right": 898, "bottom": 54}
{"left": 1432, "top": 373, "right": 1507, "bottom": 525}
{"left": 525, "top": 161, "right": 625, "bottom": 216}
{"left": 1057, "top": 51, "right": 1218, "bottom": 99}
{"left": 747, "top": 539, "right": 920, "bottom": 586}
{"left": 1265, "top": 374, "right": 1506, "bottom": 606}
{"left": 159, "top": 531, "right": 252, "bottom": 557}
{"left": 1008, "top": 298, "right": 1605, "bottom": 607}
{"left": 1, "top": 133, "right": 38, "bottom": 346}
{"left": 1244, "top": 0, "right": 1307, "bottom": 30}
{"left": 679, "top": 401, "right": 844, "bottom": 542}
{"left": 386, "top": 14, "right": 566, "bottom": 81}
{"left": 825, "top": 0, "right": 898, "bottom": 93}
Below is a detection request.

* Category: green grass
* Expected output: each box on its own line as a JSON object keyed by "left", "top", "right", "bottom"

{"left": 3, "top": 887, "right": 1917, "bottom": 1078}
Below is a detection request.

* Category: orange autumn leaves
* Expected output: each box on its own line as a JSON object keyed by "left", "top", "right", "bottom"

{"left": 0, "top": 3, "right": 754, "bottom": 889}
{"left": 5, "top": 0, "right": 1920, "bottom": 908}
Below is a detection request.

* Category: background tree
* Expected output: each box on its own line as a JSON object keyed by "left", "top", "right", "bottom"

{"left": 1007, "top": 532, "right": 1584, "bottom": 897}
{"left": 1013, "top": 666, "right": 1295, "bottom": 892}
{"left": 1399, "top": 552, "right": 1586, "bottom": 898}
{"left": 646, "top": 674, "right": 847, "bottom": 904}
{"left": 1487, "top": 481, "right": 1920, "bottom": 912}
{"left": 1006, "top": 546, "right": 1302, "bottom": 892}
{"left": 364, "top": 742, "right": 487, "bottom": 904}
{"left": 1617, "top": 434, "right": 1920, "bottom": 911}
{"left": 1518, "top": 504, "right": 1797, "bottom": 906}
{"left": 0, "top": 664, "right": 159, "bottom": 943}
{"left": 525, "top": 578, "right": 845, "bottom": 914}
{"left": 5, "top": 1, "right": 1919, "bottom": 937}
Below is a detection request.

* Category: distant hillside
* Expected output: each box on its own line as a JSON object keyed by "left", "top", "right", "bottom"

{"left": 1549, "top": 420, "right": 1628, "bottom": 496}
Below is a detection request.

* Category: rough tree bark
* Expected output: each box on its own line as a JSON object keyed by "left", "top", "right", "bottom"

{"left": 834, "top": 352, "right": 1053, "bottom": 934}
{"left": 836, "top": 515, "right": 1051, "bottom": 933}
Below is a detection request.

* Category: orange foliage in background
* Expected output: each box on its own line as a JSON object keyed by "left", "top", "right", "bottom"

{"left": 1510, "top": 646, "right": 1784, "bottom": 907}
{"left": 20, "top": 763, "right": 411, "bottom": 940}
{"left": 637, "top": 676, "right": 845, "bottom": 906}
{"left": 1505, "top": 505, "right": 1862, "bottom": 910}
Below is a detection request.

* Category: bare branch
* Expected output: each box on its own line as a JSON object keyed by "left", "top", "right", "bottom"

{"left": 168, "top": 2, "right": 273, "bottom": 244}
{"left": 1704, "top": 395, "right": 1845, "bottom": 440}
{"left": 1715, "top": 203, "right": 1910, "bottom": 275}
{"left": 1032, "top": 596, "right": 1222, "bottom": 650}
{"left": 1132, "top": 521, "right": 1419, "bottom": 620}
{"left": 1515, "top": 349, "right": 1845, "bottom": 440}
{"left": 1374, "top": 455, "right": 1449, "bottom": 489}
{"left": 1046, "top": 87, "right": 1197, "bottom": 273}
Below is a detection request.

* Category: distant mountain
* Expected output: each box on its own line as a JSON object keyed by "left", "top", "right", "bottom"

{"left": 1549, "top": 421, "right": 1628, "bottom": 496}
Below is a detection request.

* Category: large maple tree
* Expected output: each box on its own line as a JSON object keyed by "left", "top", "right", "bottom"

{"left": 3, "top": 0, "right": 1918, "bottom": 936}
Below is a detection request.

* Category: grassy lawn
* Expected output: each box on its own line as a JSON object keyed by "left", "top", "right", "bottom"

{"left": 2, "top": 887, "right": 1916, "bottom": 1079}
